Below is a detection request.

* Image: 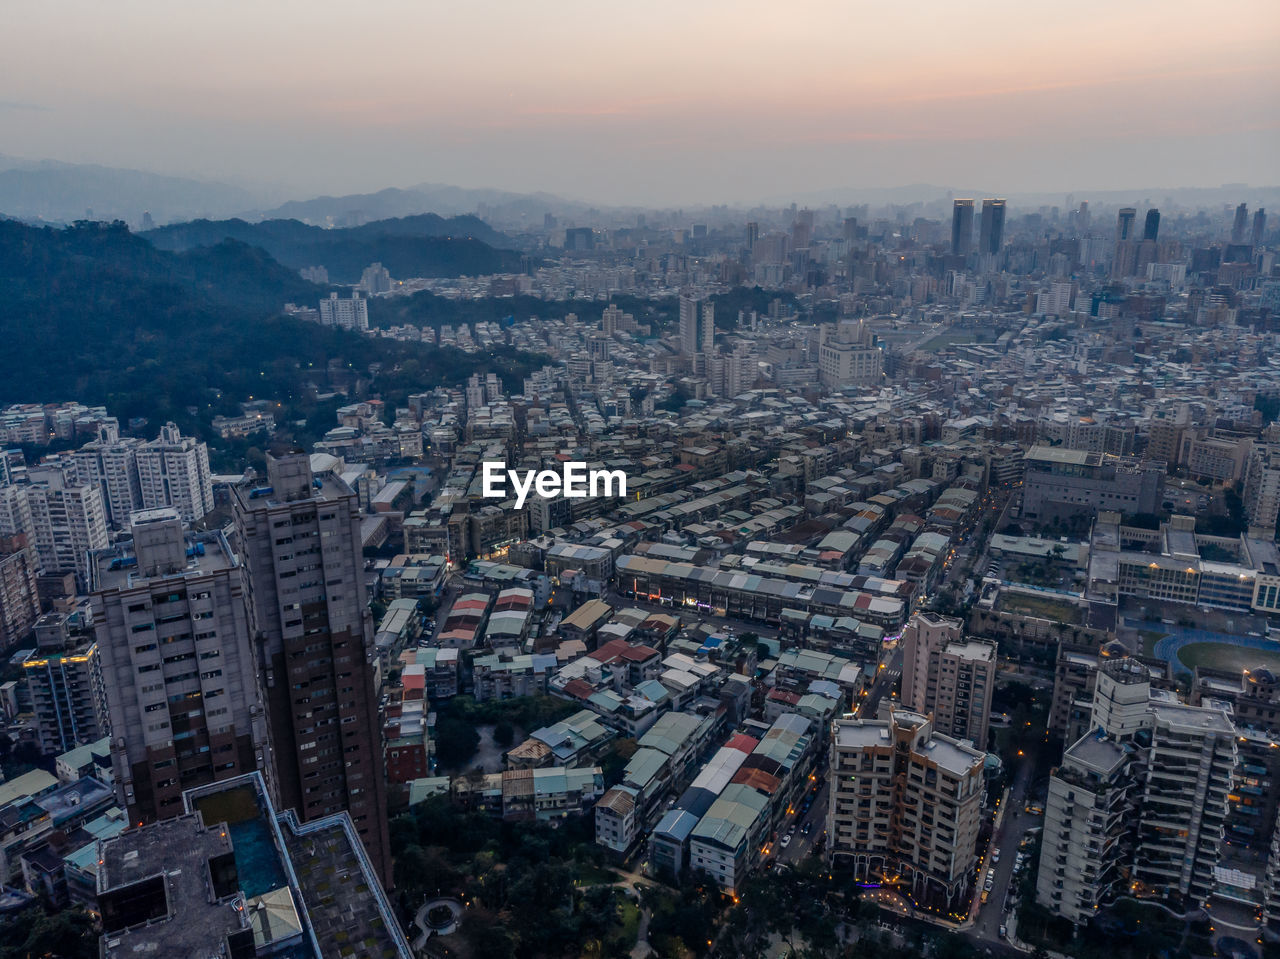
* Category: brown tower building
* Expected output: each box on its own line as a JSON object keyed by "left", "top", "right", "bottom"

{"left": 233, "top": 454, "right": 392, "bottom": 884}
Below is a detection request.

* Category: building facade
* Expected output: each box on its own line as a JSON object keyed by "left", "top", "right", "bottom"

{"left": 233, "top": 454, "right": 392, "bottom": 885}
{"left": 828, "top": 710, "right": 986, "bottom": 913}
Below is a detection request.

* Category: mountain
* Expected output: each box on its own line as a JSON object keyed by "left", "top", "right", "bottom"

{"left": 0, "top": 219, "right": 544, "bottom": 444}
{"left": 142, "top": 214, "right": 521, "bottom": 283}
{"left": 0, "top": 156, "right": 262, "bottom": 225}
{"left": 262, "top": 183, "right": 591, "bottom": 228}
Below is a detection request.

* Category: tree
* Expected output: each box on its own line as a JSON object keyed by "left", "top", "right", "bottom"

{"left": 493, "top": 720, "right": 516, "bottom": 748}
{"left": 0, "top": 906, "right": 98, "bottom": 959}
{"left": 434, "top": 716, "right": 481, "bottom": 769}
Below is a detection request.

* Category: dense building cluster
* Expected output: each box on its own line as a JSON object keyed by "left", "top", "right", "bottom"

{"left": 0, "top": 193, "right": 1277, "bottom": 956}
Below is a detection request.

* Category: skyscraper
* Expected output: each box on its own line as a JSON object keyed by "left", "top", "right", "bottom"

{"left": 744, "top": 221, "right": 759, "bottom": 250}
{"left": 678, "top": 294, "right": 715, "bottom": 355}
{"left": 1143, "top": 208, "right": 1160, "bottom": 242}
{"left": 1116, "top": 207, "right": 1137, "bottom": 241}
{"left": 978, "top": 198, "right": 1006, "bottom": 254}
{"left": 950, "top": 199, "right": 974, "bottom": 255}
{"left": 1253, "top": 208, "right": 1267, "bottom": 247}
{"left": 1232, "top": 202, "right": 1250, "bottom": 243}
{"left": 233, "top": 454, "right": 392, "bottom": 885}
{"left": 90, "top": 509, "right": 268, "bottom": 824}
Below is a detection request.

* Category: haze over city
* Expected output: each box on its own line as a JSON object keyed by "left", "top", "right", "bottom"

{"left": 4, "top": 0, "right": 1278, "bottom": 205}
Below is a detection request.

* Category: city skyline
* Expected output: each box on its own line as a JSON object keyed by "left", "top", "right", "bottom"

{"left": 3, "top": 0, "right": 1277, "bottom": 206}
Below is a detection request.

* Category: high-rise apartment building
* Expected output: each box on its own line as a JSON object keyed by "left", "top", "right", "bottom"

{"left": 25, "top": 467, "right": 109, "bottom": 585}
{"left": 1244, "top": 444, "right": 1280, "bottom": 538}
{"left": 1036, "top": 658, "right": 1236, "bottom": 923}
{"left": 951, "top": 200, "right": 975, "bottom": 256}
{"left": 679, "top": 294, "right": 715, "bottom": 355}
{"left": 901, "top": 612, "right": 996, "bottom": 747}
{"left": 71, "top": 432, "right": 144, "bottom": 529}
{"left": 318, "top": 292, "right": 370, "bottom": 332}
{"left": 0, "top": 534, "right": 40, "bottom": 648}
{"left": 22, "top": 611, "right": 106, "bottom": 754}
{"left": 979, "top": 199, "right": 1006, "bottom": 255}
{"left": 90, "top": 509, "right": 268, "bottom": 825}
{"left": 232, "top": 454, "right": 392, "bottom": 884}
{"left": 136, "top": 423, "right": 214, "bottom": 525}
{"left": 359, "top": 262, "right": 392, "bottom": 294}
{"left": 828, "top": 710, "right": 986, "bottom": 912}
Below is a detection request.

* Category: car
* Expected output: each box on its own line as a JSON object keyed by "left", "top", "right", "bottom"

{"left": 998, "top": 925, "right": 1007, "bottom": 939}
{"left": 780, "top": 834, "right": 792, "bottom": 848}
{"left": 991, "top": 847, "right": 1000, "bottom": 863}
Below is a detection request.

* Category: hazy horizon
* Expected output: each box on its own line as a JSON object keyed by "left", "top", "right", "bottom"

{"left": 4, "top": 0, "right": 1277, "bottom": 207}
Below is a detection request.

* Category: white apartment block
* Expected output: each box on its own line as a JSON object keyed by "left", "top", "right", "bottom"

{"left": 135, "top": 423, "right": 214, "bottom": 524}
{"left": 319, "top": 292, "right": 370, "bottom": 331}
{"left": 25, "top": 468, "right": 109, "bottom": 584}
{"left": 1037, "top": 659, "right": 1237, "bottom": 923}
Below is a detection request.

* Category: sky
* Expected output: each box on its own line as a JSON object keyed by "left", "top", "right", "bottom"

{"left": 3, "top": 0, "right": 1278, "bottom": 206}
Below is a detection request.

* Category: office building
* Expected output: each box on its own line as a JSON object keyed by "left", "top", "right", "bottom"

{"left": 678, "top": 294, "right": 715, "bottom": 355}
{"left": 1252, "top": 209, "right": 1267, "bottom": 248}
{"left": 1021, "top": 445, "right": 1163, "bottom": 522}
{"left": 136, "top": 423, "right": 214, "bottom": 525}
{"left": 901, "top": 613, "right": 995, "bottom": 747}
{"left": 828, "top": 710, "right": 986, "bottom": 912}
{"left": 951, "top": 200, "right": 974, "bottom": 256}
{"left": 318, "top": 292, "right": 369, "bottom": 332}
{"left": 1036, "top": 658, "right": 1236, "bottom": 923}
{"left": 1141, "top": 208, "right": 1159, "bottom": 242}
{"left": 96, "top": 771, "right": 412, "bottom": 959}
{"left": 233, "top": 454, "right": 392, "bottom": 885}
{"left": 1233, "top": 203, "right": 1249, "bottom": 243}
{"left": 979, "top": 199, "right": 1006, "bottom": 254}
{"left": 818, "top": 320, "right": 882, "bottom": 390}
{"left": 90, "top": 509, "right": 268, "bottom": 824}
{"left": 1116, "top": 208, "right": 1137, "bottom": 241}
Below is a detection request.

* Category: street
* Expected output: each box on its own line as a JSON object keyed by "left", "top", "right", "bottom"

{"left": 968, "top": 752, "right": 1037, "bottom": 946}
